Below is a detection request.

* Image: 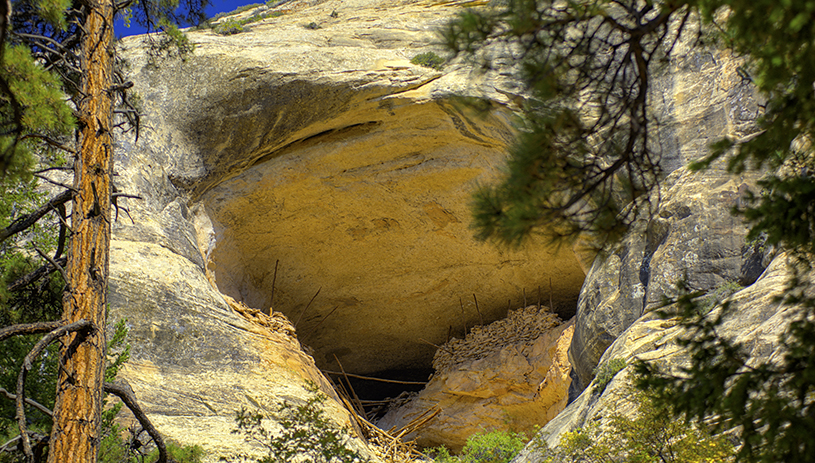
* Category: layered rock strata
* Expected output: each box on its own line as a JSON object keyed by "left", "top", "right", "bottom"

{"left": 108, "top": 241, "right": 367, "bottom": 459}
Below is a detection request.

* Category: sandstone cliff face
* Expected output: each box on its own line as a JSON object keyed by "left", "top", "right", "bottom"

{"left": 514, "top": 246, "right": 789, "bottom": 463}
{"left": 110, "top": 0, "right": 585, "bottom": 458}
{"left": 108, "top": 240, "right": 366, "bottom": 459}
{"left": 116, "top": 0, "right": 586, "bottom": 380}
{"left": 109, "top": 0, "right": 781, "bottom": 459}
{"left": 566, "top": 42, "right": 764, "bottom": 395}
{"left": 568, "top": 164, "right": 763, "bottom": 393}
{"left": 509, "top": 40, "right": 781, "bottom": 462}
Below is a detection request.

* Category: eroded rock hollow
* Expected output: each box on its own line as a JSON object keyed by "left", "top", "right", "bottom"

{"left": 110, "top": 0, "right": 586, "bottom": 457}
{"left": 201, "top": 95, "right": 587, "bottom": 374}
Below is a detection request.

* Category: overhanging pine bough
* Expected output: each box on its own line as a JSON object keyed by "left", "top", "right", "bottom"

{"left": 445, "top": 1, "right": 695, "bottom": 249}
{"left": 447, "top": 1, "right": 815, "bottom": 462}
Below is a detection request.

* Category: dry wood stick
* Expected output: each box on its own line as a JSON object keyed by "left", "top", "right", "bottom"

{"left": 34, "top": 246, "right": 69, "bottom": 288}
{"left": 295, "top": 286, "right": 321, "bottom": 328}
{"left": 52, "top": 202, "right": 67, "bottom": 258}
{"left": 306, "top": 305, "right": 340, "bottom": 336}
{"left": 419, "top": 337, "right": 453, "bottom": 355}
{"left": 0, "top": 320, "right": 66, "bottom": 343}
{"left": 0, "top": 387, "right": 52, "bottom": 417}
{"left": 459, "top": 297, "right": 466, "bottom": 333}
{"left": 0, "top": 189, "right": 73, "bottom": 245}
{"left": 549, "top": 277, "right": 554, "bottom": 311}
{"left": 321, "top": 370, "right": 427, "bottom": 385}
{"left": 332, "top": 355, "right": 365, "bottom": 417}
{"left": 267, "top": 259, "right": 279, "bottom": 315}
{"left": 104, "top": 380, "right": 168, "bottom": 463}
{"left": 473, "top": 293, "right": 484, "bottom": 325}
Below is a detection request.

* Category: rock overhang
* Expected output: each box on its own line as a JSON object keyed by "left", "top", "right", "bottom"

{"left": 200, "top": 95, "right": 587, "bottom": 375}
{"left": 116, "top": 0, "right": 589, "bottom": 377}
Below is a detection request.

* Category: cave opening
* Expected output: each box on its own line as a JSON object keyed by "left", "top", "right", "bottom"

{"left": 313, "top": 298, "right": 580, "bottom": 424}
{"left": 324, "top": 367, "right": 434, "bottom": 422}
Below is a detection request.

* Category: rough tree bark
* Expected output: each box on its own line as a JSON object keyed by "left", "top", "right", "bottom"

{"left": 47, "top": 0, "right": 114, "bottom": 460}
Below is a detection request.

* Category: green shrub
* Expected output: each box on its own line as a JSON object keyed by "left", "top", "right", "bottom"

{"left": 427, "top": 430, "right": 526, "bottom": 463}
{"left": 460, "top": 430, "right": 526, "bottom": 463}
{"left": 410, "top": 52, "right": 445, "bottom": 70}
{"left": 99, "top": 436, "right": 205, "bottom": 463}
{"left": 202, "top": 6, "right": 284, "bottom": 33}
{"left": 698, "top": 280, "right": 743, "bottom": 314}
{"left": 214, "top": 18, "right": 247, "bottom": 35}
{"left": 538, "top": 390, "right": 735, "bottom": 463}
{"left": 304, "top": 21, "right": 321, "bottom": 30}
{"left": 234, "top": 3, "right": 263, "bottom": 14}
{"left": 225, "top": 381, "right": 368, "bottom": 463}
{"left": 592, "top": 357, "right": 626, "bottom": 391}
{"left": 149, "top": 441, "right": 206, "bottom": 463}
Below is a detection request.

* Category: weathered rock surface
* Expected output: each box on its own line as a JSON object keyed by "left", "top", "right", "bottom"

{"left": 105, "top": 0, "right": 774, "bottom": 459}
{"left": 568, "top": 164, "right": 763, "bottom": 392}
{"left": 377, "top": 307, "right": 573, "bottom": 451}
{"left": 108, "top": 240, "right": 368, "bottom": 460}
{"left": 109, "top": 0, "right": 585, "bottom": 458}
{"left": 566, "top": 38, "right": 764, "bottom": 393}
{"left": 115, "top": 0, "right": 586, "bottom": 380}
{"left": 513, "top": 250, "right": 794, "bottom": 463}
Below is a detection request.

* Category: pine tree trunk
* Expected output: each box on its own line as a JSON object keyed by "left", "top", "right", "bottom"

{"left": 47, "top": 0, "right": 114, "bottom": 461}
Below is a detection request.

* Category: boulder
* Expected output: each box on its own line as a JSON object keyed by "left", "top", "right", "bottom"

{"left": 377, "top": 307, "right": 573, "bottom": 452}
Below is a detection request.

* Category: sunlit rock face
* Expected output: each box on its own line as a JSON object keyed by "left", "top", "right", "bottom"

{"left": 515, "top": 246, "right": 789, "bottom": 463}
{"left": 201, "top": 97, "right": 587, "bottom": 374}
{"left": 115, "top": 0, "right": 587, "bottom": 377}
{"left": 377, "top": 307, "right": 574, "bottom": 452}
{"left": 107, "top": 241, "right": 367, "bottom": 460}
{"left": 568, "top": 164, "right": 764, "bottom": 392}
{"left": 109, "top": 0, "right": 588, "bottom": 457}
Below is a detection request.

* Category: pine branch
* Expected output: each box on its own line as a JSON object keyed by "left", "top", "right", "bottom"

{"left": 0, "top": 189, "right": 73, "bottom": 245}
{"left": 7, "top": 256, "right": 68, "bottom": 292}
{"left": 104, "top": 381, "right": 168, "bottom": 463}
{"left": 0, "top": 320, "right": 66, "bottom": 343}
{"left": 0, "top": 386, "right": 53, "bottom": 417}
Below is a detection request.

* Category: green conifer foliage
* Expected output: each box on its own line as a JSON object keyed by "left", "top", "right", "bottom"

{"left": 539, "top": 390, "right": 735, "bottom": 463}
{"left": 0, "top": 44, "right": 73, "bottom": 177}
{"left": 1, "top": 0, "right": 209, "bottom": 460}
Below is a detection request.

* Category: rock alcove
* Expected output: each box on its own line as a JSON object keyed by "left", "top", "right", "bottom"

{"left": 108, "top": 0, "right": 591, "bottom": 457}
{"left": 200, "top": 97, "right": 586, "bottom": 383}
